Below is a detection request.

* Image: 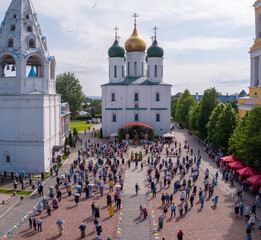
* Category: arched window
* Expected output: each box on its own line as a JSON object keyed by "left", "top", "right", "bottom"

{"left": 13, "top": 13, "right": 16, "bottom": 19}
{"left": 11, "top": 24, "right": 15, "bottom": 31}
{"left": 26, "top": 55, "right": 43, "bottom": 78}
{"left": 154, "top": 65, "right": 158, "bottom": 78}
{"left": 8, "top": 38, "right": 14, "bottom": 47}
{"left": 122, "top": 66, "right": 124, "bottom": 78}
{"left": 26, "top": 14, "right": 29, "bottom": 19}
{"left": 142, "top": 62, "right": 144, "bottom": 76}
{"left": 134, "top": 62, "right": 137, "bottom": 76}
{"left": 0, "top": 54, "right": 16, "bottom": 77}
{"left": 114, "top": 65, "right": 117, "bottom": 78}
{"left": 29, "top": 39, "right": 35, "bottom": 48}
{"left": 128, "top": 62, "right": 130, "bottom": 76}
{"left": 112, "top": 114, "right": 116, "bottom": 122}
{"left": 27, "top": 25, "right": 32, "bottom": 32}
{"left": 135, "top": 114, "right": 139, "bottom": 122}
{"left": 111, "top": 93, "right": 115, "bottom": 102}
{"left": 134, "top": 93, "right": 139, "bottom": 102}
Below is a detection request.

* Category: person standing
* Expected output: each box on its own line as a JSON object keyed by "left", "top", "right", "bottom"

{"left": 13, "top": 180, "right": 17, "bottom": 189}
{"left": 109, "top": 180, "right": 113, "bottom": 192}
{"left": 57, "top": 189, "right": 62, "bottom": 202}
{"left": 135, "top": 183, "right": 140, "bottom": 195}
{"left": 29, "top": 216, "right": 32, "bottom": 229}
{"left": 36, "top": 218, "right": 42, "bottom": 232}
{"left": 79, "top": 223, "right": 86, "bottom": 239}
{"left": 108, "top": 203, "right": 114, "bottom": 217}
{"left": 177, "top": 230, "right": 183, "bottom": 240}
{"left": 190, "top": 195, "right": 194, "bottom": 207}
{"left": 158, "top": 214, "right": 163, "bottom": 230}
{"left": 116, "top": 198, "right": 121, "bottom": 210}
{"left": 213, "top": 195, "right": 219, "bottom": 206}
{"left": 58, "top": 224, "right": 63, "bottom": 235}
{"left": 171, "top": 203, "right": 176, "bottom": 217}
{"left": 201, "top": 195, "right": 205, "bottom": 208}
{"left": 46, "top": 202, "right": 51, "bottom": 216}
{"left": 32, "top": 217, "right": 37, "bottom": 231}
{"left": 152, "top": 186, "right": 157, "bottom": 198}
{"left": 96, "top": 223, "right": 102, "bottom": 239}
{"left": 107, "top": 194, "right": 112, "bottom": 206}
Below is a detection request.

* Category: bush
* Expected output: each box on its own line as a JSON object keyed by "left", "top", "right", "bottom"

{"left": 74, "top": 115, "right": 92, "bottom": 121}
{"left": 148, "top": 129, "right": 155, "bottom": 141}
{"left": 99, "top": 128, "right": 103, "bottom": 138}
{"left": 118, "top": 129, "right": 124, "bottom": 141}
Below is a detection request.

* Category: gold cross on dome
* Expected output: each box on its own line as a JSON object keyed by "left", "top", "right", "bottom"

{"left": 113, "top": 26, "right": 119, "bottom": 40}
{"left": 153, "top": 26, "right": 158, "bottom": 40}
{"left": 132, "top": 13, "right": 138, "bottom": 25}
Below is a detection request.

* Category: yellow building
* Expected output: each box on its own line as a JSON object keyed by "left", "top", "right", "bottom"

{"left": 238, "top": 0, "right": 261, "bottom": 117}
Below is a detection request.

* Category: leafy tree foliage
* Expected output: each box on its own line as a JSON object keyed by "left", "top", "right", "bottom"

{"left": 229, "top": 108, "right": 261, "bottom": 170}
{"left": 89, "top": 100, "right": 102, "bottom": 117}
{"left": 189, "top": 103, "right": 200, "bottom": 130}
{"left": 56, "top": 72, "right": 85, "bottom": 119}
{"left": 171, "top": 97, "right": 178, "bottom": 120}
{"left": 175, "top": 89, "right": 196, "bottom": 126}
{"left": 197, "top": 88, "right": 219, "bottom": 138}
{"left": 207, "top": 103, "right": 224, "bottom": 143}
{"left": 211, "top": 103, "right": 237, "bottom": 150}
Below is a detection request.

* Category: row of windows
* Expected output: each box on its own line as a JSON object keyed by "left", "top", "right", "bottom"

{"left": 8, "top": 38, "right": 35, "bottom": 48}
{"left": 10, "top": 24, "right": 32, "bottom": 32}
{"left": 12, "top": 13, "right": 30, "bottom": 19}
{"left": 113, "top": 66, "right": 124, "bottom": 78}
{"left": 126, "top": 62, "right": 144, "bottom": 76}
{"left": 112, "top": 113, "right": 160, "bottom": 122}
{"left": 111, "top": 92, "right": 160, "bottom": 102}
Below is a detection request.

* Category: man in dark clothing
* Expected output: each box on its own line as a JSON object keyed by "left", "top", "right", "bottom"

{"left": 190, "top": 195, "right": 194, "bottom": 207}
{"left": 116, "top": 198, "right": 121, "bottom": 210}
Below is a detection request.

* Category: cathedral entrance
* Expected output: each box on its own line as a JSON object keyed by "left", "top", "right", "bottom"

{"left": 119, "top": 122, "right": 154, "bottom": 142}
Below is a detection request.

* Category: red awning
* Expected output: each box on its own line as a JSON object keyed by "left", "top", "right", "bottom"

{"left": 228, "top": 161, "right": 246, "bottom": 170}
{"left": 237, "top": 167, "right": 260, "bottom": 177}
{"left": 120, "top": 122, "right": 153, "bottom": 130}
{"left": 246, "top": 175, "right": 261, "bottom": 186}
{"left": 220, "top": 155, "right": 239, "bottom": 163}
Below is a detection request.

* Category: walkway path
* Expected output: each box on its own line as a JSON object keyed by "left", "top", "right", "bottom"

{"left": 120, "top": 147, "right": 154, "bottom": 240}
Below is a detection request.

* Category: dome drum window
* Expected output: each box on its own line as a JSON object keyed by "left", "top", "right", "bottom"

{"left": 8, "top": 38, "right": 14, "bottom": 47}
{"left": 29, "top": 39, "right": 35, "bottom": 48}
{"left": 27, "top": 25, "right": 32, "bottom": 32}
{"left": 11, "top": 24, "right": 15, "bottom": 31}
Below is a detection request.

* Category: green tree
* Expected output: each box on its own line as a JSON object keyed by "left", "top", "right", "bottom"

{"left": 175, "top": 89, "right": 196, "bottom": 127}
{"left": 197, "top": 88, "right": 219, "bottom": 138}
{"left": 189, "top": 103, "right": 200, "bottom": 130}
{"left": 212, "top": 103, "right": 237, "bottom": 150}
{"left": 68, "top": 132, "right": 73, "bottom": 147}
{"left": 90, "top": 100, "right": 102, "bottom": 118}
{"left": 207, "top": 103, "right": 224, "bottom": 143}
{"left": 56, "top": 72, "right": 85, "bottom": 119}
{"left": 99, "top": 128, "right": 103, "bottom": 138}
{"left": 148, "top": 129, "right": 155, "bottom": 141}
{"left": 171, "top": 97, "right": 178, "bottom": 120}
{"left": 229, "top": 108, "right": 261, "bottom": 170}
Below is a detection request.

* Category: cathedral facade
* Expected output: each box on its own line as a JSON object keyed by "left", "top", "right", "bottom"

{"left": 101, "top": 17, "right": 172, "bottom": 138}
{"left": 0, "top": 0, "right": 60, "bottom": 173}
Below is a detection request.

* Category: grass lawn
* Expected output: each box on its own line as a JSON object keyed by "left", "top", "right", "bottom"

{"left": 70, "top": 121, "right": 94, "bottom": 132}
{"left": 32, "top": 173, "right": 50, "bottom": 179}
{"left": 0, "top": 189, "right": 32, "bottom": 196}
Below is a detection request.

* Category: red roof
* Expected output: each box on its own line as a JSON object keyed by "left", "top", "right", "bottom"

{"left": 120, "top": 122, "right": 153, "bottom": 130}
{"left": 228, "top": 161, "right": 246, "bottom": 169}
{"left": 236, "top": 167, "right": 260, "bottom": 177}
{"left": 246, "top": 175, "right": 261, "bottom": 186}
{"left": 220, "top": 155, "right": 240, "bottom": 163}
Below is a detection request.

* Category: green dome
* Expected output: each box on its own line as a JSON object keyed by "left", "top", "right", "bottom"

{"left": 147, "top": 40, "right": 164, "bottom": 58}
{"left": 108, "top": 40, "right": 125, "bottom": 58}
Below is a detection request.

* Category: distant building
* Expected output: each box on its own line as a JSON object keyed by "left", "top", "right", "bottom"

{"left": 238, "top": 1, "right": 261, "bottom": 117}
{"left": 191, "top": 92, "right": 241, "bottom": 104}
{"left": 173, "top": 92, "right": 182, "bottom": 99}
{"left": 61, "top": 103, "right": 71, "bottom": 145}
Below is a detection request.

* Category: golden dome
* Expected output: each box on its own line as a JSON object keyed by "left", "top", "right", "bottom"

{"left": 125, "top": 25, "right": 146, "bottom": 52}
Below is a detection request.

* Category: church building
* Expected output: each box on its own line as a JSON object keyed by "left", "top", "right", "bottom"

{"left": 0, "top": 0, "right": 61, "bottom": 173}
{"left": 238, "top": 0, "right": 261, "bottom": 117}
{"left": 101, "top": 15, "right": 172, "bottom": 139}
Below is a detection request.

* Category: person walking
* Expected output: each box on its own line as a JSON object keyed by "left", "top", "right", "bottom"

{"left": 108, "top": 203, "right": 114, "bottom": 217}
{"left": 46, "top": 202, "right": 51, "bottom": 216}
{"left": 213, "top": 195, "right": 219, "bottom": 206}
{"left": 109, "top": 180, "right": 114, "bottom": 192}
{"left": 57, "top": 189, "right": 62, "bottom": 202}
{"left": 79, "top": 223, "right": 86, "bottom": 238}
{"left": 58, "top": 224, "right": 63, "bottom": 235}
{"left": 29, "top": 216, "right": 32, "bottom": 229}
{"left": 152, "top": 186, "right": 157, "bottom": 197}
{"left": 32, "top": 217, "right": 37, "bottom": 231}
{"left": 96, "top": 223, "right": 102, "bottom": 239}
{"left": 107, "top": 194, "right": 112, "bottom": 206}
{"left": 116, "top": 198, "right": 121, "bottom": 210}
{"left": 201, "top": 194, "right": 205, "bottom": 208}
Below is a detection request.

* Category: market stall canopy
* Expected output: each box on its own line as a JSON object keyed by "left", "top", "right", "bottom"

{"left": 220, "top": 155, "right": 240, "bottom": 163}
{"left": 246, "top": 175, "right": 261, "bottom": 185}
{"left": 228, "top": 161, "right": 246, "bottom": 169}
{"left": 120, "top": 122, "right": 153, "bottom": 129}
{"left": 237, "top": 167, "right": 260, "bottom": 177}
{"left": 162, "top": 133, "right": 175, "bottom": 138}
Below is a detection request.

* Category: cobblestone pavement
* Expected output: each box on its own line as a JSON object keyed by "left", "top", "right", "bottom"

{"left": 149, "top": 125, "right": 261, "bottom": 240}
{"left": 120, "top": 147, "right": 154, "bottom": 240}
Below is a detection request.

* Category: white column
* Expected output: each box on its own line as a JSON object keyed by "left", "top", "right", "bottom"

{"left": 252, "top": 58, "right": 256, "bottom": 87}
{"left": 259, "top": 56, "right": 261, "bottom": 87}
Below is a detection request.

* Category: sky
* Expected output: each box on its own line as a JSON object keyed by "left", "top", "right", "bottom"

{"left": 0, "top": 0, "right": 256, "bottom": 96}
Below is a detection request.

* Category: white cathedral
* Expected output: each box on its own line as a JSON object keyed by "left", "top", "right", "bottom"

{"left": 101, "top": 16, "right": 172, "bottom": 138}
{"left": 0, "top": 0, "right": 60, "bottom": 173}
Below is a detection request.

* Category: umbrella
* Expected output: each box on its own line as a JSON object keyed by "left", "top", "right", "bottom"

{"left": 76, "top": 185, "right": 82, "bottom": 190}
{"left": 61, "top": 175, "right": 65, "bottom": 180}
{"left": 115, "top": 185, "right": 121, "bottom": 188}
{"left": 67, "top": 183, "right": 72, "bottom": 187}
{"left": 88, "top": 184, "right": 94, "bottom": 187}
{"left": 99, "top": 184, "right": 106, "bottom": 188}
{"left": 56, "top": 219, "right": 65, "bottom": 225}
{"left": 74, "top": 193, "right": 80, "bottom": 197}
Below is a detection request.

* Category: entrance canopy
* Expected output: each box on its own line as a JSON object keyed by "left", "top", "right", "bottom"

{"left": 120, "top": 122, "right": 153, "bottom": 129}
